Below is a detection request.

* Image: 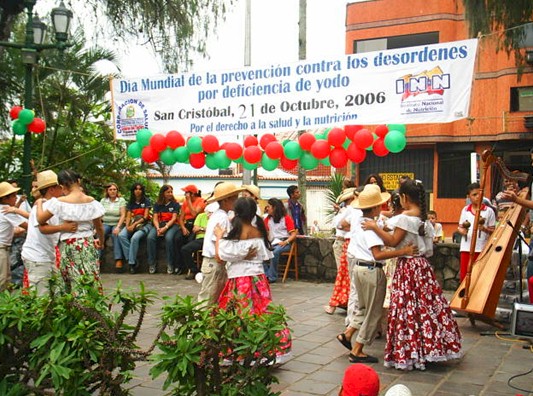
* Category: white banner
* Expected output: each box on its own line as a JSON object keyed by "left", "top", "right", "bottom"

{"left": 111, "top": 39, "right": 478, "bottom": 140}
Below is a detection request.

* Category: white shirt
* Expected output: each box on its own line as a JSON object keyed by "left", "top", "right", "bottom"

{"left": 21, "top": 200, "right": 60, "bottom": 262}
{"left": 46, "top": 198, "right": 105, "bottom": 241}
{"left": 334, "top": 206, "right": 354, "bottom": 238}
{"left": 392, "top": 214, "right": 435, "bottom": 258}
{"left": 0, "top": 204, "right": 26, "bottom": 246}
{"left": 458, "top": 204, "right": 496, "bottom": 253}
{"left": 346, "top": 216, "right": 385, "bottom": 262}
{"left": 218, "top": 237, "right": 274, "bottom": 278}
{"left": 202, "top": 208, "right": 231, "bottom": 258}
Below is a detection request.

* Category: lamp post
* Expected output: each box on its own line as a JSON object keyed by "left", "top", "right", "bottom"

{"left": 0, "top": 0, "right": 73, "bottom": 195}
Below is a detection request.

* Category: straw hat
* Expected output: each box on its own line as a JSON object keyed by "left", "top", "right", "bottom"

{"left": 351, "top": 184, "right": 390, "bottom": 209}
{"left": 32, "top": 170, "right": 58, "bottom": 193}
{"left": 384, "top": 384, "right": 412, "bottom": 396}
{"left": 0, "top": 182, "right": 20, "bottom": 198}
{"left": 336, "top": 188, "right": 356, "bottom": 204}
{"left": 242, "top": 184, "right": 261, "bottom": 199}
{"left": 206, "top": 182, "right": 244, "bottom": 204}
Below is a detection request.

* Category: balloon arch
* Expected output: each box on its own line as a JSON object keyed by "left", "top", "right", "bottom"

{"left": 126, "top": 124, "right": 407, "bottom": 171}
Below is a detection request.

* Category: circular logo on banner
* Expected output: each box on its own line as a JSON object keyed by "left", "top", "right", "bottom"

{"left": 116, "top": 99, "right": 149, "bottom": 139}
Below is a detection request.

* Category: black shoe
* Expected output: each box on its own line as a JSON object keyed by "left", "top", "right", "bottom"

{"left": 174, "top": 268, "right": 185, "bottom": 275}
{"left": 129, "top": 265, "right": 136, "bottom": 274}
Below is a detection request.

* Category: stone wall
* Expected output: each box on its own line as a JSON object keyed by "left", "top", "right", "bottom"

{"left": 100, "top": 235, "right": 462, "bottom": 291}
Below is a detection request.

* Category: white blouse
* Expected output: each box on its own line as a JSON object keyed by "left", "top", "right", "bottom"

{"left": 47, "top": 198, "right": 105, "bottom": 241}
{"left": 218, "top": 237, "right": 274, "bottom": 279}
{"left": 392, "top": 214, "right": 435, "bottom": 258}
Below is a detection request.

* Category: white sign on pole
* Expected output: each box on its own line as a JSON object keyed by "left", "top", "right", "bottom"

{"left": 111, "top": 39, "right": 478, "bottom": 140}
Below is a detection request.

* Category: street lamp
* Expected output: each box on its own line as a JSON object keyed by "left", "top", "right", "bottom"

{"left": 0, "top": 0, "right": 73, "bottom": 195}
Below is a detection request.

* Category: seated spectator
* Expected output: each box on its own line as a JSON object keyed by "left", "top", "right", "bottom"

{"left": 147, "top": 185, "right": 180, "bottom": 274}
{"left": 181, "top": 203, "right": 216, "bottom": 280}
{"left": 264, "top": 198, "right": 297, "bottom": 283}
{"left": 118, "top": 183, "right": 152, "bottom": 274}
{"left": 338, "top": 363, "right": 380, "bottom": 396}
{"left": 427, "top": 210, "right": 443, "bottom": 243}
{"left": 100, "top": 183, "right": 126, "bottom": 269}
{"left": 175, "top": 184, "right": 205, "bottom": 274}
{"left": 495, "top": 178, "right": 519, "bottom": 211}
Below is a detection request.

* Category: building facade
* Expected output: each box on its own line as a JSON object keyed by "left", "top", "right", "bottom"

{"left": 345, "top": 0, "right": 533, "bottom": 237}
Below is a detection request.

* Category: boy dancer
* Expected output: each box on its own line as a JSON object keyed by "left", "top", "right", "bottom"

{"left": 336, "top": 184, "right": 417, "bottom": 363}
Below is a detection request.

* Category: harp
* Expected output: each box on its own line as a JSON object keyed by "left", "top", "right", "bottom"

{"left": 450, "top": 150, "right": 531, "bottom": 321}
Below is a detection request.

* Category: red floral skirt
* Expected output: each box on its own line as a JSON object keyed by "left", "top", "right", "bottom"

{"left": 385, "top": 256, "right": 463, "bottom": 370}
{"left": 328, "top": 239, "right": 350, "bottom": 308}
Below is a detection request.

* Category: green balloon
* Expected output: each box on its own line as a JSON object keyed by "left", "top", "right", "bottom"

{"left": 320, "top": 157, "right": 330, "bottom": 166}
{"left": 282, "top": 139, "right": 291, "bottom": 147}
{"left": 384, "top": 130, "right": 407, "bottom": 153}
{"left": 261, "top": 153, "right": 279, "bottom": 171}
{"left": 315, "top": 132, "right": 325, "bottom": 140}
{"left": 342, "top": 138, "right": 351, "bottom": 150}
{"left": 136, "top": 128, "right": 152, "bottom": 147}
{"left": 234, "top": 156, "right": 243, "bottom": 164}
{"left": 173, "top": 146, "right": 190, "bottom": 162}
{"left": 387, "top": 124, "right": 406, "bottom": 134}
{"left": 160, "top": 148, "right": 176, "bottom": 165}
{"left": 17, "top": 108, "right": 34, "bottom": 125}
{"left": 243, "top": 160, "right": 258, "bottom": 170}
{"left": 214, "top": 150, "right": 231, "bottom": 169}
{"left": 127, "top": 142, "right": 142, "bottom": 158}
{"left": 300, "top": 151, "right": 319, "bottom": 170}
{"left": 12, "top": 120, "right": 27, "bottom": 135}
{"left": 205, "top": 153, "right": 219, "bottom": 170}
{"left": 187, "top": 136, "right": 203, "bottom": 153}
{"left": 284, "top": 141, "right": 302, "bottom": 160}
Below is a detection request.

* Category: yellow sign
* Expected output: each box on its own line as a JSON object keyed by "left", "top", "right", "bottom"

{"left": 379, "top": 173, "right": 415, "bottom": 191}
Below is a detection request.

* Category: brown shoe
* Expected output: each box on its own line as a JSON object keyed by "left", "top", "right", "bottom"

{"left": 115, "top": 259, "right": 123, "bottom": 269}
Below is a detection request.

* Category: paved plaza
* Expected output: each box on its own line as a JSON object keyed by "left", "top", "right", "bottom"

{"left": 100, "top": 273, "right": 533, "bottom": 396}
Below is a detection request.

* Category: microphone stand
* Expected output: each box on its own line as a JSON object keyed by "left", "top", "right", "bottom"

{"left": 506, "top": 220, "right": 531, "bottom": 303}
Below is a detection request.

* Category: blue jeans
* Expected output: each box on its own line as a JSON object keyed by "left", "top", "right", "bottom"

{"left": 118, "top": 224, "right": 152, "bottom": 266}
{"left": 265, "top": 243, "right": 291, "bottom": 282}
{"left": 147, "top": 224, "right": 180, "bottom": 271}
{"left": 102, "top": 224, "right": 123, "bottom": 261}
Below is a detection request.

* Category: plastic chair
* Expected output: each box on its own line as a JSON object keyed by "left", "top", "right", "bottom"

{"left": 279, "top": 242, "right": 299, "bottom": 283}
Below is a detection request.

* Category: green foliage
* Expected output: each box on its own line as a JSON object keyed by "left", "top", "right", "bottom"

{"left": 324, "top": 173, "right": 348, "bottom": 223}
{"left": 461, "top": 0, "right": 533, "bottom": 68}
{"left": 151, "top": 295, "right": 288, "bottom": 396}
{"left": 0, "top": 276, "right": 157, "bottom": 395}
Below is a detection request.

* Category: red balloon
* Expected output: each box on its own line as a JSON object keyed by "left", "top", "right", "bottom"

{"left": 298, "top": 132, "right": 316, "bottom": 151}
{"left": 225, "top": 142, "right": 243, "bottom": 160}
{"left": 244, "top": 135, "right": 258, "bottom": 147}
{"left": 265, "top": 141, "right": 283, "bottom": 159}
{"left": 373, "top": 138, "right": 389, "bottom": 157}
{"left": 189, "top": 152, "right": 206, "bottom": 168}
{"left": 327, "top": 127, "right": 346, "bottom": 147}
{"left": 9, "top": 106, "right": 23, "bottom": 120}
{"left": 243, "top": 145, "right": 262, "bottom": 163}
{"left": 202, "top": 134, "right": 219, "bottom": 153}
{"left": 165, "top": 130, "right": 185, "bottom": 149}
{"left": 329, "top": 147, "right": 348, "bottom": 168}
{"left": 280, "top": 155, "right": 298, "bottom": 170}
{"left": 344, "top": 124, "right": 363, "bottom": 140}
{"left": 310, "top": 140, "right": 330, "bottom": 160}
{"left": 375, "top": 124, "right": 389, "bottom": 138}
{"left": 346, "top": 142, "right": 367, "bottom": 163}
{"left": 150, "top": 133, "right": 167, "bottom": 152}
{"left": 259, "top": 133, "right": 276, "bottom": 149}
{"left": 353, "top": 128, "right": 374, "bottom": 149}
{"left": 141, "top": 145, "right": 159, "bottom": 163}
{"left": 28, "top": 117, "right": 46, "bottom": 133}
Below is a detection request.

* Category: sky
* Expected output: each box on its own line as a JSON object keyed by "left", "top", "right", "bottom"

{"left": 117, "top": 0, "right": 348, "bottom": 77}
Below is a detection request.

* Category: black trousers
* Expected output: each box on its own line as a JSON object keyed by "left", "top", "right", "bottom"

{"left": 181, "top": 238, "right": 204, "bottom": 273}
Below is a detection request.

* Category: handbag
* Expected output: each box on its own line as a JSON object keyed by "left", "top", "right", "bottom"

{"left": 131, "top": 215, "right": 146, "bottom": 231}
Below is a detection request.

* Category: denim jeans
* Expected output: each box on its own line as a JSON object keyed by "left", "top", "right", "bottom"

{"left": 147, "top": 224, "right": 180, "bottom": 271}
{"left": 265, "top": 243, "right": 291, "bottom": 282}
{"left": 102, "top": 224, "right": 123, "bottom": 261}
{"left": 118, "top": 224, "right": 152, "bottom": 266}
{"left": 181, "top": 238, "right": 204, "bottom": 273}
